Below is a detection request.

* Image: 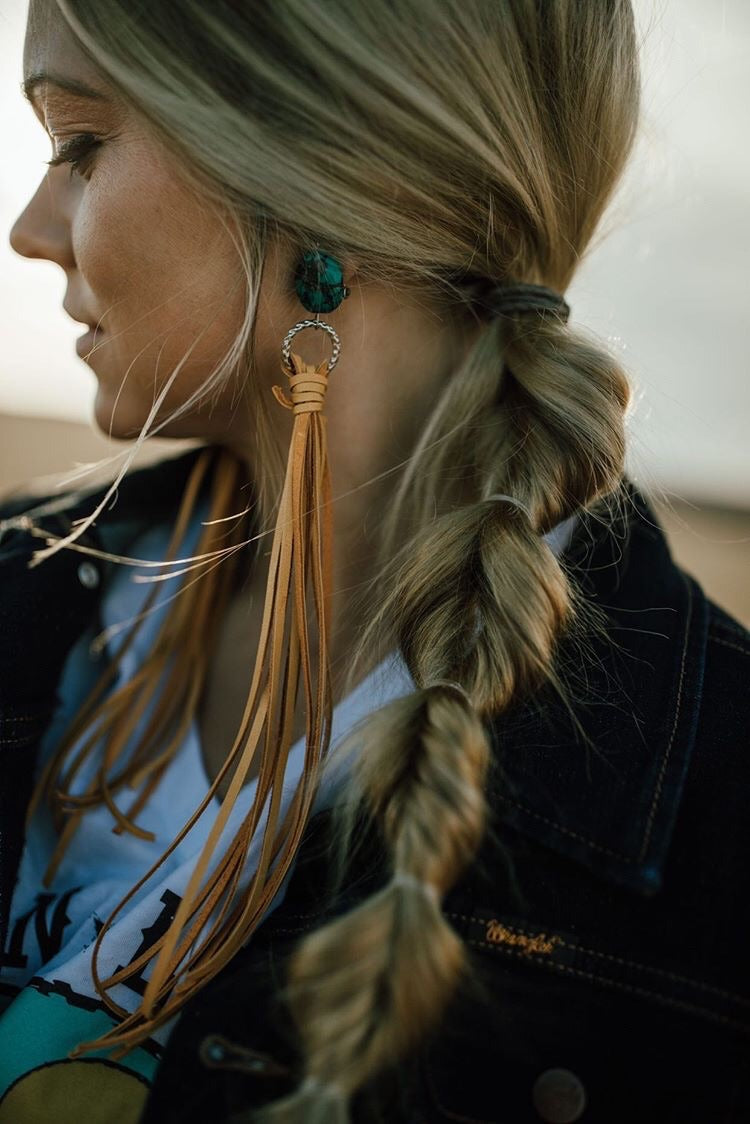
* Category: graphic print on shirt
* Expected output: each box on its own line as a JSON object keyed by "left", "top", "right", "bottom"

{"left": 0, "top": 886, "right": 182, "bottom": 1121}
{"left": 1, "top": 885, "right": 181, "bottom": 994}
{"left": 0, "top": 501, "right": 217, "bottom": 1122}
{"left": 1, "top": 887, "right": 81, "bottom": 973}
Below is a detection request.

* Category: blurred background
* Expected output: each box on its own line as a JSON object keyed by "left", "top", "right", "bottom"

{"left": 0, "top": 0, "right": 747, "bottom": 623}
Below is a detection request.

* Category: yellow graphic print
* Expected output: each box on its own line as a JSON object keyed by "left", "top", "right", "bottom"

{"left": 0, "top": 1058, "right": 148, "bottom": 1124}
{"left": 0, "top": 987, "right": 158, "bottom": 1122}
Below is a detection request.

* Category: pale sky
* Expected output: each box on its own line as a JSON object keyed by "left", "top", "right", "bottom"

{"left": 0, "top": 0, "right": 748, "bottom": 506}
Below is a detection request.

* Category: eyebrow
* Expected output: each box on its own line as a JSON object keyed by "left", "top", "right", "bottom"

{"left": 21, "top": 71, "right": 109, "bottom": 106}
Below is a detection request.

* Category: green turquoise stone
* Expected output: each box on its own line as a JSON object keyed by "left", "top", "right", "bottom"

{"left": 294, "top": 249, "right": 349, "bottom": 314}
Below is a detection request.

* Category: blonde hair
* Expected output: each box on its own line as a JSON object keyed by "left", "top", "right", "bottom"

{"left": 15, "top": 0, "right": 641, "bottom": 1117}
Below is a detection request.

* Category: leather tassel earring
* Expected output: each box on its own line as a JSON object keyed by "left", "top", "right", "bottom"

{"left": 76, "top": 247, "right": 351, "bottom": 1054}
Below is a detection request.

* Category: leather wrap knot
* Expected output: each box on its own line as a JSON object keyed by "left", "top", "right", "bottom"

{"left": 272, "top": 352, "right": 330, "bottom": 415}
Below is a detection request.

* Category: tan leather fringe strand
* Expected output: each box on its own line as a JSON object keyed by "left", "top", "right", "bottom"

{"left": 64, "top": 349, "right": 334, "bottom": 1056}
{"left": 27, "top": 446, "right": 243, "bottom": 883}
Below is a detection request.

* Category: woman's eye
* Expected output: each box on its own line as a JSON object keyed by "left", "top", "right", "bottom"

{"left": 46, "top": 134, "right": 101, "bottom": 180}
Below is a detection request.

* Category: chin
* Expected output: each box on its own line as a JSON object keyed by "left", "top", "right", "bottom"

{"left": 91, "top": 389, "right": 209, "bottom": 445}
{"left": 91, "top": 390, "right": 152, "bottom": 442}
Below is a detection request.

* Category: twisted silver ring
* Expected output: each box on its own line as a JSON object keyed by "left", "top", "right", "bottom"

{"left": 281, "top": 319, "right": 341, "bottom": 374}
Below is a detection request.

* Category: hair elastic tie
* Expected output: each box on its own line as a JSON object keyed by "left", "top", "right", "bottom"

{"left": 473, "top": 280, "right": 571, "bottom": 324}
{"left": 299, "top": 1074, "right": 345, "bottom": 1101}
{"left": 391, "top": 871, "right": 441, "bottom": 904}
{"left": 429, "top": 678, "right": 472, "bottom": 706}
{"left": 485, "top": 493, "right": 534, "bottom": 522}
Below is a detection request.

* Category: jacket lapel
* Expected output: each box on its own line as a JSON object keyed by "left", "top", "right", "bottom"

{"left": 486, "top": 482, "right": 709, "bottom": 895}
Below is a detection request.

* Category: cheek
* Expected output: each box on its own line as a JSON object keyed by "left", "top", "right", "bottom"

{"left": 74, "top": 158, "right": 244, "bottom": 367}
{"left": 72, "top": 158, "right": 183, "bottom": 317}
{"left": 70, "top": 187, "right": 124, "bottom": 306}
{"left": 72, "top": 157, "right": 249, "bottom": 440}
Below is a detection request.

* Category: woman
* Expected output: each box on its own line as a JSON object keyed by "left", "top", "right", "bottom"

{"left": 1, "top": 1, "right": 748, "bottom": 1121}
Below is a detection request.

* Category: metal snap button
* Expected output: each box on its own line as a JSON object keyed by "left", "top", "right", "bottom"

{"left": 198, "top": 1033, "right": 289, "bottom": 1078}
{"left": 532, "top": 1067, "right": 587, "bottom": 1123}
{"left": 199, "top": 1036, "right": 228, "bottom": 1066}
{"left": 77, "top": 561, "right": 100, "bottom": 589}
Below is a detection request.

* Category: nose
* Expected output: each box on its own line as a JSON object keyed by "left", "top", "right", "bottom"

{"left": 8, "top": 171, "right": 74, "bottom": 269}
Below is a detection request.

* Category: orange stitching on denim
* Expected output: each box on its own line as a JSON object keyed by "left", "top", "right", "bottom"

{"left": 446, "top": 913, "right": 750, "bottom": 1008}
{"left": 567, "top": 940, "right": 750, "bottom": 1007}
{"left": 277, "top": 907, "right": 750, "bottom": 1012}
{"left": 638, "top": 573, "right": 693, "bottom": 860}
{"left": 466, "top": 940, "right": 750, "bottom": 1033}
{"left": 492, "top": 799, "right": 630, "bottom": 859}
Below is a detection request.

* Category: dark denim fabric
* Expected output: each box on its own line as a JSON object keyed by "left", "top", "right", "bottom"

{"left": 1, "top": 445, "right": 749, "bottom": 1123}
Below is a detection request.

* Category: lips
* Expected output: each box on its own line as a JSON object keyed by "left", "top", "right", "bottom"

{"left": 63, "top": 303, "right": 104, "bottom": 333}
{"left": 76, "top": 327, "right": 106, "bottom": 359}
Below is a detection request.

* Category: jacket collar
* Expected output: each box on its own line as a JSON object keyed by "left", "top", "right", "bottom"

{"left": 487, "top": 480, "right": 709, "bottom": 896}
{"left": 2, "top": 444, "right": 709, "bottom": 898}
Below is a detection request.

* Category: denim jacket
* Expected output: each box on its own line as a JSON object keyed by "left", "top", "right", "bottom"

{"left": 1, "top": 445, "right": 748, "bottom": 1123}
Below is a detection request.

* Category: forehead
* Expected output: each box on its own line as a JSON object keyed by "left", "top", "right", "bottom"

{"left": 23, "top": 0, "right": 109, "bottom": 105}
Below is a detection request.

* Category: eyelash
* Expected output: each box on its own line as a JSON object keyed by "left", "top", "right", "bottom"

{"left": 46, "top": 133, "right": 101, "bottom": 179}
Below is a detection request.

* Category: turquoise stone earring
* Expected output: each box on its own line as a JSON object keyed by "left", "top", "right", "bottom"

{"left": 281, "top": 246, "right": 350, "bottom": 374}
{"left": 293, "top": 247, "right": 350, "bottom": 314}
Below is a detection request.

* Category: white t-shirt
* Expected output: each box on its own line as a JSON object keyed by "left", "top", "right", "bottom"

{"left": 0, "top": 494, "right": 577, "bottom": 1119}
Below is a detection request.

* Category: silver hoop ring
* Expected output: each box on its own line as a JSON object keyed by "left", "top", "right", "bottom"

{"left": 281, "top": 319, "right": 341, "bottom": 374}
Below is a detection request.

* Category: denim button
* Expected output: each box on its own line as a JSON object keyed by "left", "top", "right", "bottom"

{"left": 532, "top": 1068, "right": 587, "bottom": 1123}
{"left": 198, "top": 1033, "right": 283, "bottom": 1076}
{"left": 77, "top": 561, "right": 100, "bottom": 589}
{"left": 199, "top": 1036, "right": 227, "bottom": 1066}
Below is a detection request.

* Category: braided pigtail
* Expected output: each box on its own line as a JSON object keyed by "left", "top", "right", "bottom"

{"left": 491, "top": 312, "right": 631, "bottom": 527}
{"left": 253, "top": 307, "right": 630, "bottom": 1121}
{"left": 280, "top": 685, "right": 490, "bottom": 1110}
